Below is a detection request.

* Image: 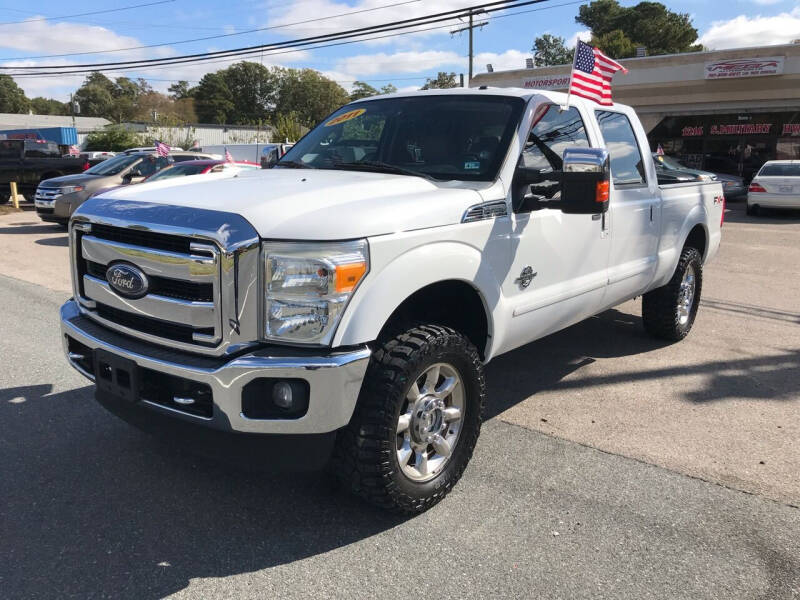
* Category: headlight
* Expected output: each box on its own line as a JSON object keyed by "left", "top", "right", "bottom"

{"left": 263, "top": 240, "right": 368, "bottom": 344}
{"left": 59, "top": 185, "right": 84, "bottom": 194}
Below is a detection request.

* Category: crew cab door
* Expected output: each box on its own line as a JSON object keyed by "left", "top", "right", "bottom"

{"left": 593, "top": 109, "right": 660, "bottom": 304}
{"left": 498, "top": 103, "right": 611, "bottom": 354}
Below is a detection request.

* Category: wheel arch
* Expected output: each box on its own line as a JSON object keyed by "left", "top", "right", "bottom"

{"left": 332, "top": 241, "right": 499, "bottom": 360}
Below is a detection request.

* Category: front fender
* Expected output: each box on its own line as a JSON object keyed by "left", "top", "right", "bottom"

{"left": 332, "top": 228, "right": 506, "bottom": 358}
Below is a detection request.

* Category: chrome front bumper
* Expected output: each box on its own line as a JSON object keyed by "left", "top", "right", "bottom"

{"left": 60, "top": 299, "right": 370, "bottom": 434}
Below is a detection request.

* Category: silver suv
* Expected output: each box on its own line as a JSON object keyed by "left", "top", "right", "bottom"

{"left": 35, "top": 151, "right": 216, "bottom": 226}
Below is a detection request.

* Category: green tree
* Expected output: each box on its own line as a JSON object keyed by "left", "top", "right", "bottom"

{"left": 349, "top": 81, "right": 379, "bottom": 101}
{"left": 576, "top": 0, "right": 702, "bottom": 58}
{"left": 221, "top": 62, "right": 279, "bottom": 124}
{"left": 84, "top": 125, "right": 143, "bottom": 152}
{"left": 194, "top": 72, "right": 235, "bottom": 124}
{"left": 380, "top": 83, "right": 398, "bottom": 95}
{"left": 30, "top": 97, "right": 68, "bottom": 115}
{"left": 73, "top": 73, "right": 116, "bottom": 119}
{"left": 273, "top": 112, "right": 303, "bottom": 143}
{"left": 420, "top": 72, "right": 458, "bottom": 90}
{"left": 274, "top": 68, "right": 349, "bottom": 128}
{"left": 532, "top": 34, "right": 574, "bottom": 66}
{"left": 0, "top": 75, "right": 30, "bottom": 113}
{"left": 168, "top": 80, "right": 191, "bottom": 100}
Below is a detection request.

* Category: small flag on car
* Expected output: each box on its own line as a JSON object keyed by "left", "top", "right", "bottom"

{"left": 567, "top": 40, "right": 628, "bottom": 107}
{"left": 225, "top": 147, "right": 234, "bottom": 163}
{"left": 154, "top": 140, "right": 171, "bottom": 157}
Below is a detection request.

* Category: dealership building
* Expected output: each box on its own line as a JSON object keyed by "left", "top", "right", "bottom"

{"left": 472, "top": 42, "right": 800, "bottom": 180}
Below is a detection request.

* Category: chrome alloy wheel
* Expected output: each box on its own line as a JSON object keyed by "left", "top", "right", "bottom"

{"left": 677, "top": 264, "right": 696, "bottom": 326}
{"left": 396, "top": 363, "right": 465, "bottom": 482}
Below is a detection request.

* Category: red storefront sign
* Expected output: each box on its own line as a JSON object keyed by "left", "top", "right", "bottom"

{"left": 782, "top": 124, "right": 800, "bottom": 136}
{"left": 681, "top": 126, "right": 704, "bottom": 137}
{"left": 709, "top": 123, "right": 772, "bottom": 135}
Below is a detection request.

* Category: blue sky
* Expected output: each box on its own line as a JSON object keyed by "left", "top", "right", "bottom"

{"left": 2, "top": 0, "right": 799, "bottom": 101}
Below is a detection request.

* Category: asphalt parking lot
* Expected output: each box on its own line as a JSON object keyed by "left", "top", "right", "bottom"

{"left": 1, "top": 202, "right": 799, "bottom": 599}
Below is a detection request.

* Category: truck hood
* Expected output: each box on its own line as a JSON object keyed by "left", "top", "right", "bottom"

{"left": 95, "top": 168, "right": 484, "bottom": 239}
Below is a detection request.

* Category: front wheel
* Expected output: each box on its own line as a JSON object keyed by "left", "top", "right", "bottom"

{"left": 642, "top": 246, "right": 703, "bottom": 341}
{"left": 333, "top": 325, "right": 485, "bottom": 514}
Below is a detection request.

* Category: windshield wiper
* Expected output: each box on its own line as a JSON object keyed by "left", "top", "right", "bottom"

{"left": 276, "top": 160, "right": 314, "bottom": 169}
{"left": 330, "top": 160, "right": 437, "bottom": 181}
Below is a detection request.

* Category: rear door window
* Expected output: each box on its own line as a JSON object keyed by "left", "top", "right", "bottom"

{"left": 24, "top": 141, "right": 60, "bottom": 158}
{"left": 0, "top": 140, "right": 23, "bottom": 159}
{"left": 595, "top": 111, "right": 647, "bottom": 186}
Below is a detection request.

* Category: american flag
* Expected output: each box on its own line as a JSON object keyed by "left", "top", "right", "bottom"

{"left": 224, "top": 147, "right": 234, "bottom": 162}
{"left": 154, "top": 140, "right": 171, "bottom": 157}
{"left": 569, "top": 40, "right": 628, "bottom": 106}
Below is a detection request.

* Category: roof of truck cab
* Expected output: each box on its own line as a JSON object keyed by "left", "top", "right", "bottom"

{"left": 348, "top": 87, "right": 621, "bottom": 110}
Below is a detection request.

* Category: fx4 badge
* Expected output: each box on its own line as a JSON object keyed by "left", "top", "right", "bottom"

{"left": 515, "top": 266, "right": 537, "bottom": 289}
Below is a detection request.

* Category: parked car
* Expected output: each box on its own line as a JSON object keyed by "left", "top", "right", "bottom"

{"left": 0, "top": 139, "right": 89, "bottom": 203}
{"left": 90, "top": 159, "right": 260, "bottom": 197}
{"left": 60, "top": 89, "right": 722, "bottom": 513}
{"left": 653, "top": 153, "right": 745, "bottom": 200}
{"left": 199, "top": 143, "right": 293, "bottom": 168}
{"left": 34, "top": 151, "right": 216, "bottom": 225}
{"left": 747, "top": 160, "right": 800, "bottom": 215}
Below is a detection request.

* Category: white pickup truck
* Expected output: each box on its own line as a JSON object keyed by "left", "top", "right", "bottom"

{"left": 60, "top": 88, "right": 723, "bottom": 513}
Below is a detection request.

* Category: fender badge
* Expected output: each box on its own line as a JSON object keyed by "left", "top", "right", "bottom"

{"left": 515, "top": 266, "right": 537, "bottom": 289}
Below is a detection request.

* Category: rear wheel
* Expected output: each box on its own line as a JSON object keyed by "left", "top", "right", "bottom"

{"left": 333, "top": 325, "right": 485, "bottom": 514}
{"left": 746, "top": 203, "right": 759, "bottom": 216}
{"left": 642, "top": 246, "right": 703, "bottom": 342}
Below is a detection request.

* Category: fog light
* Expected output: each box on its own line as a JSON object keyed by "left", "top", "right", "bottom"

{"left": 272, "top": 381, "right": 294, "bottom": 410}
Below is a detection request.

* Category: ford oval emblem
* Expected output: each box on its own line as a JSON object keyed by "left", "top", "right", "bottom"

{"left": 106, "top": 263, "right": 149, "bottom": 299}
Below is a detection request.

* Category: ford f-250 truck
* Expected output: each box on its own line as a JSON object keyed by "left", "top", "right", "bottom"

{"left": 60, "top": 88, "right": 723, "bottom": 513}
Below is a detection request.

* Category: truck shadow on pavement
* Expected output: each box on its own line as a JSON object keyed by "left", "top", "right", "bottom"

{"left": 0, "top": 383, "right": 407, "bottom": 600}
{"left": 484, "top": 307, "right": 800, "bottom": 416}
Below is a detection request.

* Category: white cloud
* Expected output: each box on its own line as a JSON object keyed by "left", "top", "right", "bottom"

{"left": 335, "top": 50, "right": 462, "bottom": 77}
{"left": 0, "top": 19, "right": 170, "bottom": 61}
{"left": 475, "top": 49, "right": 530, "bottom": 72}
{"left": 699, "top": 9, "right": 800, "bottom": 49}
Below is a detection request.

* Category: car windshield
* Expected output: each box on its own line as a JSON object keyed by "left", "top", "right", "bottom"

{"left": 278, "top": 95, "right": 525, "bottom": 181}
{"left": 147, "top": 162, "right": 210, "bottom": 181}
{"left": 759, "top": 163, "right": 800, "bottom": 177}
{"left": 85, "top": 154, "right": 141, "bottom": 175}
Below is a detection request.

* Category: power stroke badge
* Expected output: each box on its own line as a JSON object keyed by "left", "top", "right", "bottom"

{"left": 106, "top": 263, "right": 149, "bottom": 299}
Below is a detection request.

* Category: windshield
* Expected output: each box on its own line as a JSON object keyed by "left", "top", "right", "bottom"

{"left": 85, "top": 154, "right": 141, "bottom": 176}
{"left": 759, "top": 163, "right": 800, "bottom": 177}
{"left": 279, "top": 95, "right": 525, "bottom": 181}
{"left": 653, "top": 154, "right": 688, "bottom": 171}
{"left": 146, "top": 162, "right": 210, "bottom": 181}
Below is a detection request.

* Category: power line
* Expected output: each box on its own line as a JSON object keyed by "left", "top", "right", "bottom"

{"left": 8, "top": 0, "right": 578, "bottom": 83}
{"left": 0, "top": 0, "right": 177, "bottom": 27}
{"left": 3, "top": 0, "right": 545, "bottom": 74}
{"left": 0, "top": 0, "right": 423, "bottom": 61}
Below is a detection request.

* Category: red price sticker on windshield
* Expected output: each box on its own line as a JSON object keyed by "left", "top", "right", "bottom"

{"left": 325, "top": 108, "right": 366, "bottom": 127}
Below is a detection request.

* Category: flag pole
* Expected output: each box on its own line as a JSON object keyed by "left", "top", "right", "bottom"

{"left": 562, "top": 41, "right": 580, "bottom": 112}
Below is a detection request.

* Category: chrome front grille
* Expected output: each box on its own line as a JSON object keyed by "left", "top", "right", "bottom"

{"left": 69, "top": 198, "right": 262, "bottom": 357}
{"left": 34, "top": 187, "right": 61, "bottom": 207}
{"left": 76, "top": 228, "right": 222, "bottom": 349}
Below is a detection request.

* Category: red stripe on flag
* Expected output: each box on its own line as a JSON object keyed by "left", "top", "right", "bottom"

{"left": 570, "top": 88, "right": 614, "bottom": 106}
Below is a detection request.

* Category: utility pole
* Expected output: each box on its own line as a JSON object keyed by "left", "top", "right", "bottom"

{"left": 450, "top": 9, "right": 488, "bottom": 86}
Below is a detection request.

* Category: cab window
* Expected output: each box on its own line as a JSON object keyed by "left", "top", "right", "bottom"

{"left": 595, "top": 111, "right": 646, "bottom": 186}
{"left": 520, "top": 104, "right": 589, "bottom": 199}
